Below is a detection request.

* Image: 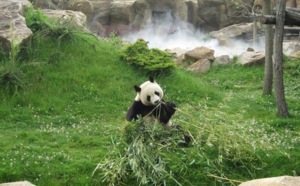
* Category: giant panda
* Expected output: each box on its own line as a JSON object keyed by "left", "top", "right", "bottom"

{"left": 126, "top": 77, "right": 176, "bottom": 127}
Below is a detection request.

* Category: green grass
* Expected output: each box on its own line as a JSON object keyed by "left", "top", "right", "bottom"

{"left": 0, "top": 21, "right": 300, "bottom": 185}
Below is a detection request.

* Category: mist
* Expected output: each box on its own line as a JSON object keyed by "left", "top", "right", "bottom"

{"left": 122, "top": 12, "right": 263, "bottom": 57}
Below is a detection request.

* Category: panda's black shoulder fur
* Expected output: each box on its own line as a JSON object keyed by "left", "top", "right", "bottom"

{"left": 126, "top": 100, "right": 176, "bottom": 125}
{"left": 126, "top": 100, "right": 155, "bottom": 121}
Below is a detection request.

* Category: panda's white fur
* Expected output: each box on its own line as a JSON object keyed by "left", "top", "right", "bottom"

{"left": 126, "top": 78, "right": 191, "bottom": 145}
{"left": 126, "top": 77, "right": 175, "bottom": 127}
{"left": 134, "top": 80, "right": 164, "bottom": 106}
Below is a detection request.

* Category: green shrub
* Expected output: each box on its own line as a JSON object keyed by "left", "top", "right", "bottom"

{"left": 0, "top": 38, "right": 42, "bottom": 95}
{"left": 24, "top": 4, "right": 51, "bottom": 32}
{"left": 0, "top": 38, "right": 24, "bottom": 94}
{"left": 120, "top": 39, "right": 175, "bottom": 76}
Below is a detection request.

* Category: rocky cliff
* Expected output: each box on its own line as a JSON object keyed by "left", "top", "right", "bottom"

{"left": 29, "top": 0, "right": 256, "bottom": 36}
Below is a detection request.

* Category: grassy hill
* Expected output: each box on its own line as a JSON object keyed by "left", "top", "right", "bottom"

{"left": 0, "top": 9, "right": 300, "bottom": 185}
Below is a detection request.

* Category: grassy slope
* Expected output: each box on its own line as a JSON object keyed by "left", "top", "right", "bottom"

{"left": 0, "top": 32, "right": 299, "bottom": 185}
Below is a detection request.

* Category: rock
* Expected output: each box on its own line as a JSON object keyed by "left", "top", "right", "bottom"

{"left": 237, "top": 51, "right": 265, "bottom": 66}
{"left": 283, "top": 41, "right": 300, "bottom": 58}
{"left": 239, "top": 176, "right": 300, "bottom": 186}
{"left": 0, "top": 181, "right": 35, "bottom": 186}
{"left": 33, "top": 0, "right": 65, "bottom": 9}
{"left": 107, "top": 1, "right": 135, "bottom": 35}
{"left": 0, "top": 0, "right": 32, "bottom": 52}
{"left": 169, "top": 47, "right": 187, "bottom": 57}
{"left": 87, "top": 0, "right": 112, "bottom": 36}
{"left": 197, "top": 0, "right": 252, "bottom": 31}
{"left": 247, "top": 47, "right": 255, "bottom": 52}
{"left": 111, "top": 1, "right": 135, "bottom": 25}
{"left": 290, "top": 50, "right": 300, "bottom": 59}
{"left": 187, "top": 59, "right": 211, "bottom": 73}
{"left": 213, "top": 55, "right": 231, "bottom": 66}
{"left": 68, "top": 0, "right": 94, "bottom": 20}
{"left": 42, "top": 9, "right": 87, "bottom": 30}
{"left": 210, "top": 23, "right": 253, "bottom": 46}
{"left": 32, "top": 0, "right": 255, "bottom": 36}
{"left": 145, "top": 0, "right": 188, "bottom": 21}
{"left": 185, "top": 46, "right": 215, "bottom": 62}
{"left": 185, "top": 0, "right": 199, "bottom": 26}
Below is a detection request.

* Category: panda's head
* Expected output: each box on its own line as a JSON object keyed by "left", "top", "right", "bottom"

{"left": 134, "top": 77, "right": 164, "bottom": 106}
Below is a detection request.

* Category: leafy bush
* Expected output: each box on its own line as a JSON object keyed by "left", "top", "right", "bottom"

{"left": 120, "top": 39, "right": 175, "bottom": 76}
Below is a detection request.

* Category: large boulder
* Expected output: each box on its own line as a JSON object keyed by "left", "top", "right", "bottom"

{"left": 283, "top": 41, "right": 300, "bottom": 58}
{"left": 210, "top": 23, "right": 253, "bottom": 46}
{"left": 239, "top": 176, "right": 300, "bottom": 186}
{"left": 187, "top": 58, "right": 211, "bottom": 73}
{"left": 0, "top": 181, "right": 35, "bottom": 186}
{"left": 210, "top": 23, "right": 253, "bottom": 39}
{"left": 290, "top": 51, "right": 300, "bottom": 59}
{"left": 237, "top": 51, "right": 265, "bottom": 66}
{"left": 29, "top": 0, "right": 66, "bottom": 9}
{"left": 0, "top": 0, "right": 32, "bottom": 52}
{"left": 185, "top": 46, "right": 215, "bottom": 62}
{"left": 213, "top": 55, "right": 231, "bottom": 66}
{"left": 42, "top": 9, "right": 88, "bottom": 29}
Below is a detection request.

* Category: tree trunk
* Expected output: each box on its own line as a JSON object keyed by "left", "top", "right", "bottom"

{"left": 273, "top": 0, "right": 289, "bottom": 117}
{"left": 263, "top": 0, "right": 274, "bottom": 95}
{"left": 253, "top": 20, "right": 258, "bottom": 46}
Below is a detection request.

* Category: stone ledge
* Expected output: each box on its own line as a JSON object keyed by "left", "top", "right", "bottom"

{"left": 0, "top": 181, "right": 35, "bottom": 186}
{"left": 239, "top": 176, "right": 300, "bottom": 186}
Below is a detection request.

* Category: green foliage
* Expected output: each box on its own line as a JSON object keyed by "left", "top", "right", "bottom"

{"left": 24, "top": 4, "right": 97, "bottom": 48}
{"left": 0, "top": 13, "right": 299, "bottom": 185}
{"left": 120, "top": 39, "right": 175, "bottom": 76}
{"left": 93, "top": 120, "right": 186, "bottom": 186}
{"left": 285, "top": 58, "right": 300, "bottom": 77}
{"left": 24, "top": 4, "right": 51, "bottom": 32}
{"left": 176, "top": 99, "right": 298, "bottom": 183}
{"left": 0, "top": 47, "right": 9, "bottom": 62}
{"left": 230, "top": 0, "right": 242, "bottom": 8}
{"left": 105, "top": 32, "right": 123, "bottom": 48}
{"left": 0, "top": 39, "right": 33, "bottom": 94}
{"left": 1, "top": 5, "right": 97, "bottom": 95}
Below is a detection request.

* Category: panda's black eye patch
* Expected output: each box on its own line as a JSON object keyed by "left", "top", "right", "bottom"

{"left": 147, "top": 95, "right": 151, "bottom": 102}
{"left": 154, "top": 91, "right": 160, "bottom": 96}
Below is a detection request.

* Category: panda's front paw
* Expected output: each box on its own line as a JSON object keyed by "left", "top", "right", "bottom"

{"left": 165, "top": 102, "right": 176, "bottom": 114}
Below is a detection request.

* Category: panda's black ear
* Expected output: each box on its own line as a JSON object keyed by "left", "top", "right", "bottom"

{"left": 149, "top": 76, "right": 154, "bottom": 83}
{"left": 134, "top": 85, "right": 141, "bottom": 92}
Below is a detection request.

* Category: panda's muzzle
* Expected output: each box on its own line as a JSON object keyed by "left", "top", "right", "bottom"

{"left": 154, "top": 100, "right": 160, "bottom": 104}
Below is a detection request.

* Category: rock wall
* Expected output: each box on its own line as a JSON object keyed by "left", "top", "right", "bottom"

{"left": 29, "top": 0, "right": 256, "bottom": 36}
{"left": 27, "top": 0, "right": 300, "bottom": 36}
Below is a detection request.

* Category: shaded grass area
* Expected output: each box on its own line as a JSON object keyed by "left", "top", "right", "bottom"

{"left": 0, "top": 29, "right": 299, "bottom": 185}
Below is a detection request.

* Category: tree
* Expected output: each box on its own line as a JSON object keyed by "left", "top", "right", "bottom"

{"left": 273, "top": 0, "right": 289, "bottom": 117}
{"left": 263, "top": 0, "right": 274, "bottom": 95}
